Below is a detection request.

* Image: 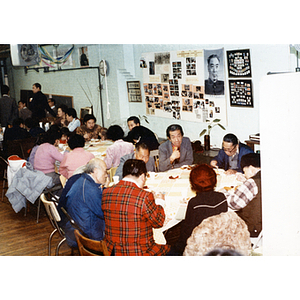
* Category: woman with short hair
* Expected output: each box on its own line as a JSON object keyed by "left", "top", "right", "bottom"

{"left": 167, "top": 163, "right": 227, "bottom": 255}
{"left": 76, "top": 114, "right": 101, "bottom": 141}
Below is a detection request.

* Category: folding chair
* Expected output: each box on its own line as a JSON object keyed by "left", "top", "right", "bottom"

{"left": 40, "top": 193, "right": 67, "bottom": 256}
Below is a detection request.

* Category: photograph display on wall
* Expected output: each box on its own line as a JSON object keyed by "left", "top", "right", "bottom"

{"left": 142, "top": 49, "right": 227, "bottom": 125}
{"left": 227, "top": 49, "right": 252, "bottom": 78}
{"left": 229, "top": 79, "right": 253, "bottom": 107}
{"left": 127, "top": 81, "right": 142, "bottom": 102}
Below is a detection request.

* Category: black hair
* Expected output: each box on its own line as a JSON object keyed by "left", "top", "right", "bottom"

{"left": 205, "top": 248, "right": 243, "bottom": 256}
{"left": 25, "top": 117, "right": 39, "bottom": 129}
{"left": 240, "top": 153, "right": 261, "bottom": 170}
{"left": 49, "top": 98, "right": 56, "bottom": 105}
{"left": 166, "top": 124, "right": 183, "bottom": 138}
{"left": 135, "top": 142, "right": 149, "bottom": 152}
{"left": 1, "top": 85, "right": 9, "bottom": 95}
{"left": 18, "top": 100, "right": 27, "bottom": 105}
{"left": 122, "top": 159, "right": 147, "bottom": 178}
{"left": 57, "top": 104, "right": 69, "bottom": 114}
{"left": 45, "top": 130, "right": 62, "bottom": 145}
{"left": 83, "top": 114, "right": 96, "bottom": 124}
{"left": 66, "top": 108, "right": 77, "bottom": 119}
{"left": 127, "top": 116, "right": 140, "bottom": 125}
{"left": 12, "top": 118, "right": 24, "bottom": 127}
{"left": 223, "top": 133, "right": 238, "bottom": 146}
{"left": 106, "top": 125, "right": 124, "bottom": 141}
{"left": 33, "top": 83, "right": 41, "bottom": 90}
{"left": 60, "top": 127, "right": 70, "bottom": 136}
{"left": 207, "top": 54, "right": 220, "bottom": 64}
{"left": 68, "top": 134, "right": 85, "bottom": 150}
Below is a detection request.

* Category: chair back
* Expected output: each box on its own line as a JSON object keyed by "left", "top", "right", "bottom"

{"left": 108, "top": 166, "right": 118, "bottom": 182}
{"left": 74, "top": 229, "right": 109, "bottom": 256}
{"left": 150, "top": 149, "right": 159, "bottom": 172}
{"left": 40, "top": 193, "right": 63, "bottom": 236}
{"left": 5, "top": 137, "right": 36, "bottom": 159}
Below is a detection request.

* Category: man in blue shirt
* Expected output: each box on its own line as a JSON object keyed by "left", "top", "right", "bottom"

{"left": 210, "top": 133, "right": 254, "bottom": 174}
{"left": 58, "top": 158, "right": 109, "bottom": 248}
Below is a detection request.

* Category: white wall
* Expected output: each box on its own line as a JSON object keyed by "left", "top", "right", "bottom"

{"left": 9, "top": 44, "right": 297, "bottom": 147}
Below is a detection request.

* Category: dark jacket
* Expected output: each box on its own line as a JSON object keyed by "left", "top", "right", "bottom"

{"left": 124, "top": 125, "right": 160, "bottom": 151}
{"left": 58, "top": 173, "right": 105, "bottom": 248}
{"left": 0, "top": 95, "right": 18, "bottom": 127}
{"left": 172, "top": 190, "right": 227, "bottom": 255}
{"left": 212, "top": 142, "right": 254, "bottom": 173}
{"left": 28, "top": 91, "right": 56, "bottom": 120}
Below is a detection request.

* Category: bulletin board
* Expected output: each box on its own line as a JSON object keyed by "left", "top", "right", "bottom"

{"left": 142, "top": 48, "right": 227, "bottom": 125}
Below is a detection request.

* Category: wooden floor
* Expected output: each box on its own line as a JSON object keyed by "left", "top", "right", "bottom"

{"left": 0, "top": 180, "right": 79, "bottom": 256}
{"left": 0, "top": 174, "right": 180, "bottom": 256}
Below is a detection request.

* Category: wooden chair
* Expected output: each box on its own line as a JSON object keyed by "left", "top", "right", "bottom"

{"left": 74, "top": 229, "right": 109, "bottom": 256}
{"left": 108, "top": 166, "right": 118, "bottom": 183}
{"left": 150, "top": 149, "right": 159, "bottom": 172}
{"left": 40, "top": 193, "right": 67, "bottom": 256}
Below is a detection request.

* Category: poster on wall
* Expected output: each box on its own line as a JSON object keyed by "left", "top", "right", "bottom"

{"left": 142, "top": 48, "right": 227, "bottom": 125}
{"left": 227, "top": 49, "right": 252, "bottom": 78}
{"left": 127, "top": 81, "right": 142, "bottom": 102}
{"left": 229, "top": 79, "right": 253, "bottom": 107}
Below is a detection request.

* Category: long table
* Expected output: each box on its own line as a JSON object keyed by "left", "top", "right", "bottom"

{"left": 84, "top": 139, "right": 113, "bottom": 159}
{"left": 146, "top": 166, "right": 243, "bottom": 244}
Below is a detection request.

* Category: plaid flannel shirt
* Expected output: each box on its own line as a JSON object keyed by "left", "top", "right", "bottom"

{"left": 224, "top": 178, "right": 258, "bottom": 211}
{"left": 102, "top": 180, "right": 170, "bottom": 256}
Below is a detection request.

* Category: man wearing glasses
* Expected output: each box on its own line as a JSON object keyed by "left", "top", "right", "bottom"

{"left": 210, "top": 133, "right": 253, "bottom": 174}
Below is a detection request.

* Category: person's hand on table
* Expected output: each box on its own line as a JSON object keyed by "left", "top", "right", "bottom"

{"left": 224, "top": 169, "right": 237, "bottom": 175}
{"left": 236, "top": 172, "right": 247, "bottom": 182}
{"left": 210, "top": 160, "right": 218, "bottom": 168}
{"left": 154, "top": 192, "right": 166, "bottom": 208}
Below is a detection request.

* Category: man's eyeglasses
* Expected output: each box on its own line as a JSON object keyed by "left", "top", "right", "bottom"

{"left": 223, "top": 144, "right": 237, "bottom": 154}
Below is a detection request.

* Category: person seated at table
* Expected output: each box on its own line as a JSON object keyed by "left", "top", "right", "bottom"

{"left": 102, "top": 159, "right": 170, "bottom": 255}
{"left": 183, "top": 211, "right": 251, "bottom": 256}
{"left": 210, "top": 133, "right": 253, "bottom": 174}
{"left": 34, "top": 130, "right": 65, "bottom": 187}
{"left": 59, "top": 134, "right": 95, "bottom": 179}
{"left": 24, "top": 117, "right": 45, "bottom": 138}
{"left": 124, "top": 116, "right": 160, "bottom": 151}
{"left": 59, "top": 127, "right": 70, "bottom": 144}
{"left": 99, "top": 127, "right": 107, "bottom": 141}
{"left": 167, "top": 164, "right": 227, "bottom": 256}
{"left": 114, "top": 142, "right": 155, "bottom": 180}
{"left": 18, "top": 100, "right": 32, "bottom": 121}
{"left": 104, "top": 124, "right": 134, "bottom": 169}
{"left": 65, "top": 108, "right": 81, "bottom": 132}
{"left": 76, "top": 114, "right": 102, "bottom": 141}
{"left": 158, "top": 124, "right": 193, "bottom": 172}
{"left": 58, "top": 158, "right": 109, "bottom": 248}
{"left": 222, "top": 152, "right": 262, "bottom": 238}
{"left": 52, "top": 104, "right": 69, "bottom": 127}
{"left": 3, "top": 118, "right": 30, "bottom": 141}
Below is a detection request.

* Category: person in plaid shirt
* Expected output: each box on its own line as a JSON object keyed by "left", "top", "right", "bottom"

{"left": 102, "top": 159, "right": 170, "bottom": 256}
{"left": 222, "top": 153, "right": 261, "bottom": 237}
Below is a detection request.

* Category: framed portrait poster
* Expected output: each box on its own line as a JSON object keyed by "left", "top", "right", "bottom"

{"left": 127, "top": 81, "right": 142, "bottom": 102}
